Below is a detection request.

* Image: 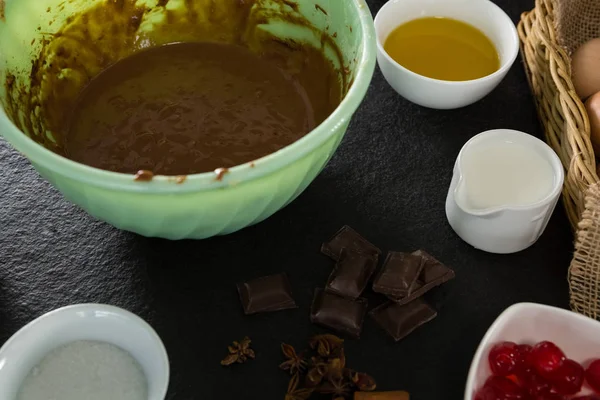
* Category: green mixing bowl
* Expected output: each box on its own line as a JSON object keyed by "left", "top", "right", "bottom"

{"left": 0, "top": 0, "right": 376, "bottom": 239}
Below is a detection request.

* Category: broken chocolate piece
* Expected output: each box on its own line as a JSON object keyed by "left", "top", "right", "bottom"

{"left": 370, "top": 299, "right": 437, "bottom": 342}
{"left": 388, "top": 250, "right": 455, "bottom": 304}
{"left": 237, "top": 273, "right": 297, "bottom": 315}
{"left": 415, "top": 250, "right": 454, "bottom": 282}
{"left": 326, "top": 249, "right": 377, "bottom": 299}
{"left": 372, "top": 252, "right": 424, "bottom": 299}
{"left": 310, "top": 288, "right": 367, "bottom": 338}
{"left": 321, "top": 225, "right": 381, "bottom": 261}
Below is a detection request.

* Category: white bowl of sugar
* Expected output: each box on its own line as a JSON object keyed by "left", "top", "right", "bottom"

{"left": 0, "top": 304, "right": 169, "bottom": 400}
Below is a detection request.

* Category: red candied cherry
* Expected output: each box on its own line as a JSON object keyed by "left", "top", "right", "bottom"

{"left": 571, "top": 396, "right": 600, "bottom": 400}
{"left": 516, "top": 344, "right": 533, "bottom": 372}
{"left": 586, "top": 359, "right": 600, "bottom": 393}
{"left": 474, "top": 386, "right": 501, "bottom": 400}
{"left": 528, "top": 341, "right": 566, "bottom": 378}
{"left": 533, "top": 394, "right": 565, "bottom": 400}
{"left": 549, "top": 358, "right": 584, "bottom": 395}
{"left": 519, "top": 368, "right": 551, "bottom": 397}
{"left": 489, "top": 342, "right": 520, "bottom": 376}
{"left": 484, "top": 376, "right": 528, "bottom": 399}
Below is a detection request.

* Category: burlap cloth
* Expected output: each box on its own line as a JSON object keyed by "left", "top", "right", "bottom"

{"left": 555, "top": 0, "right": 600, "bottom": 54}
{"left": 571, "top": 183, "right": 600, "bottom": 319}
{"left": 554, "top": 0, "right": 600, "bottom": 318}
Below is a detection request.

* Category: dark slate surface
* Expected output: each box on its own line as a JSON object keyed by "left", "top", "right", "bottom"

{"left": 0, "top": 0, "right": 574, "bottom": 399}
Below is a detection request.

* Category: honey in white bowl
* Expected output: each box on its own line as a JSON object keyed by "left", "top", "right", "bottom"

{"left": 383, "top": 17, "right": 500, "bottom": 81}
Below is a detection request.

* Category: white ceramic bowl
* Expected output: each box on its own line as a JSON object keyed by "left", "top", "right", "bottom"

{"left": 465, "top": 303, "right": 600, "bottom": 399}
{"left": 0, "top": 304, "right": 170, "bottom": 400}
{"left": 374, "top": 0, "right": 520, "bottom": 109}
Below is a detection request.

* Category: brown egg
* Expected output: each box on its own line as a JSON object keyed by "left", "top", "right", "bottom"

{"left": 572, "top": 38, "right": 600, "bottom": 100}
{"left": 586, "top": 91, "right": 600, "bottom": 156}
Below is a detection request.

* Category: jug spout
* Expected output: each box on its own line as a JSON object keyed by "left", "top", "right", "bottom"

{"left": 451, "top": 172, "right": 505, "bottom": 217}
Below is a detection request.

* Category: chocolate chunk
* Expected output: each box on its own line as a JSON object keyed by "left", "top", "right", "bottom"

{"left": 389, "top": 250, "right": 455, "bottom": 304}
{"left": 310, "top": 288, "right": 368, "bottom": 338}
{"left": 370, "top": 299, "right": 437, "bottom": 341}
{"left": 321, "top": 225, "right": 381, "bottom": 261}
{"left": 326, "top": 249, "right": 377, "bottom": 299}
{"left": 237, "top": 273, "right": 297, "bottom": 315}
{"left": 372, "top": 252, "right": 424, "bottom": 298}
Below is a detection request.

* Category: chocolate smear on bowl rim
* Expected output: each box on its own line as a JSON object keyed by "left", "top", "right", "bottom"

{"left": 315, "top": 4, "right": 327, "bottom": 15}
{"left": 215, "top": 168, "right": 229, "bottom": 182}
{"left": 281, "top": 0, "right": 299, "bottom": 12}
{"left": 134, "top": 170, "right": 154, "bottom": 182}
{"left": 2, "top": 0, "right": 351, "bottom": 177}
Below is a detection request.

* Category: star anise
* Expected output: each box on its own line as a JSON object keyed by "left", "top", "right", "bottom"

{"left": 309, "top": 334, "right": 344, "bottom": 358}
{"left": 305, "top": 362, "right": 328, "bottom": 387}
{"left": 285, "top": 373, "right": 314, "bottom": 400}
{"left": 221, "top": 336, "right": 255, "bottom": 366}
{"left": 324, "top": 357, "right": 345, "bottom": 382}
{"left": 279, "top": 334, "right": 382, "bottom": 399}
{"left": 316, "top": 376, "right": 353, "bottom": 399}
{"left": 280, "top": 343, "right": 307, "bottom": 375}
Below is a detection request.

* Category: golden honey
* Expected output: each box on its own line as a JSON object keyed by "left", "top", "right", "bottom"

{"left": 384, "top": 17, "right": 500, "bottom": 81}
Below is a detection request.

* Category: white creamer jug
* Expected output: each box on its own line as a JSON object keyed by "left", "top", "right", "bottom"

{"left": 445, "top": 129, "right": 564, "bottom": 254}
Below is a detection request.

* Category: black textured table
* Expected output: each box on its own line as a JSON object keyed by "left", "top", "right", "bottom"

{"left": 0, "top": 1, "right": 574, "bottom": 399}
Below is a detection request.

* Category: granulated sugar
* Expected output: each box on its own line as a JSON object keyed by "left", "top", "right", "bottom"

{"left": 17, "top": 340, "right": 147, "bottom": 400}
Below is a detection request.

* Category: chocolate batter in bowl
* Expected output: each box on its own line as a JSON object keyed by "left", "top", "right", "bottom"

{"left": 0, "top": 0, "right": 376, "bottom": 239}
{"left": 63, "top": 41, "right": 330, "bottom": 175}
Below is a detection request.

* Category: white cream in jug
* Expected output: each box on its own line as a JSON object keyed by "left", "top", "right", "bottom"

{"left": 458, "top": 141, "right": 555, "bottom": 210}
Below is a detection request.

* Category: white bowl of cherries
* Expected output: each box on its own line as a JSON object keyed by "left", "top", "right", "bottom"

{"left": 465, "top": 302, "right": 600, "bottom": 400}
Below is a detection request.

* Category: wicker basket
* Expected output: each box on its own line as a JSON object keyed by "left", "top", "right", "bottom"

{"left": 518, "top": 0, "right": 598, "bottom": 229}
{"left": 519, "top": 0, "right": 600, "bottom": 319}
